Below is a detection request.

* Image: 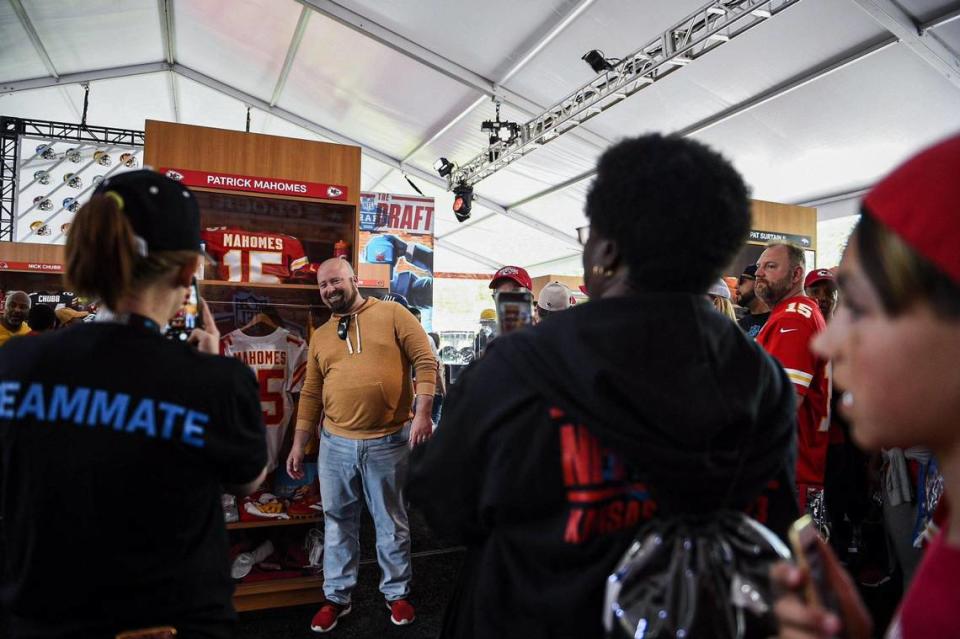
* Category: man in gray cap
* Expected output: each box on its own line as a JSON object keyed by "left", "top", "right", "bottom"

{"left": 535, "top": 281, "right": 572, "bottom": 324}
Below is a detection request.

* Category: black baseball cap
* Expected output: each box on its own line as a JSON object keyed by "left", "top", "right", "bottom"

{"left": 93, "top": 169, "right": 201, "bottom": 254}
{"left": 739, "top": 264, "right": 758, "bottom": 281}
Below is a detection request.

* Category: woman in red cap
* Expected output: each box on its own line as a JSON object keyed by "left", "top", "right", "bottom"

{"left": 771, "top": 134, "right": 960, "bottom": 639}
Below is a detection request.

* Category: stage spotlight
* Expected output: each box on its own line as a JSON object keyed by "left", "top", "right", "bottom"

{"left": 582, "top": 49, "right": 614, "bottom": 73}
{"left": 481, "top": 100, "right": 522, "bottom": 147}
{"left": 453, "top": 182, "right": 473, "bottom": 223}
{"left": 434, "top": 157, "right": 455, "bottom": 177}
{"left": 498, "top": 122, "right": 521, "bottom": 144}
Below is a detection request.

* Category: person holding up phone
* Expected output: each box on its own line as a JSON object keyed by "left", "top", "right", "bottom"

{"left": 0, "top": 170, "right": 267, "bottom": 638}
{"left": 771, "top": 134, "right": 960, "bottom": 639}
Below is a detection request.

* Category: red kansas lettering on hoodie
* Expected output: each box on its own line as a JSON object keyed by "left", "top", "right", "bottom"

{"left": 552, "top": 408, "right": 657, "bottom": 544}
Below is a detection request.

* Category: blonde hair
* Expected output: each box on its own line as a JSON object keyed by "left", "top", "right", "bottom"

{"left": 712, "top": 295, "right": 738, "bottom": 321}
{"left": 65, "top": 194, "right": 198, "bottom": 310}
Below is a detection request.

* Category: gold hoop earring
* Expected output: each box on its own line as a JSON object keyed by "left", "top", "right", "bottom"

{"left": 591, "top": 265, "right": 614, "bottom": 278}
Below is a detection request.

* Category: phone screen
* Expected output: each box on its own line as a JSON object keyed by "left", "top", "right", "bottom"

{"left": 789, "top": 515, "right": 838, "bottom": 612}
{"left": 495, "top": 291, "right": 533, "bottom": 336}
{"left": 165, "top": 278, "right": 203, "bottom": 342}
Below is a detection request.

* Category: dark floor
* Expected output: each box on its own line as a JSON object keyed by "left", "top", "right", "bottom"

{"left": 236, "top": 505, "right": 462, "bottom": 639}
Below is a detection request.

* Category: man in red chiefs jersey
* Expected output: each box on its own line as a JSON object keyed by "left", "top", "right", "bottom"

{"left": 755, "top": 242, "right": 831, "bottom": 530}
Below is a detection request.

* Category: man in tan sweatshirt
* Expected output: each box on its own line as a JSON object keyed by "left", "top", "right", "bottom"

{"left": 286, "top": 258, "right": 435, "bottom": 632}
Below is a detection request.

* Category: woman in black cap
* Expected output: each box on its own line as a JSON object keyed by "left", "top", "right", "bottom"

{"left": 0, "top": 170, "right": 267, "bottom": 638}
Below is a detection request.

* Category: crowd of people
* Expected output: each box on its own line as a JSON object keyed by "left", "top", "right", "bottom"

{"left": 0, "top": 131, "right": 957, "bottom": 639}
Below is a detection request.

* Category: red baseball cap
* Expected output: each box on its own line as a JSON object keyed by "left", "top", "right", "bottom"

{"left": 863, "top": 134, "right": 960, "bottom": 286}
{"left": 804, "top": 269, "right": 836, "bottom": 289}
{"left": 489, "top": 265, "right": 532, "bottom": 290}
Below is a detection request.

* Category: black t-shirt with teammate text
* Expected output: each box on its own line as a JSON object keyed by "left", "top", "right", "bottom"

{"left": 0, "top": 320, "right": 266, "bottom": 638}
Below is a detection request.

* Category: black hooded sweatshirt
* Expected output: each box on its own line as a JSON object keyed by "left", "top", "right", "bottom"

{"left": 408, "top": 293, "right": 798, "bottom": 639}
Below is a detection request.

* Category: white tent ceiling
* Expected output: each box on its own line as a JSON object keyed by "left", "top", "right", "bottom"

{"left": 2, "top": 0, "right": 959, "bottom": 276}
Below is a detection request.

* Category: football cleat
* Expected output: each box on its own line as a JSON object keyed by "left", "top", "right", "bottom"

{"left": 288, "top": 484, "right": 322, "bottom": 517}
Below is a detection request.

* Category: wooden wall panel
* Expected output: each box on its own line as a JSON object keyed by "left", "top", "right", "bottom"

{"left": 143, "top": 120, "right": 361, "bottom": 207}
{"left": 531, "top": 274, "right": 583, "bottom": 299}
{"left": 0, "top": 241, "right": 65, "bottom": 265}
{"left": 750, "top": 199, "right": 818, "bottom": 249}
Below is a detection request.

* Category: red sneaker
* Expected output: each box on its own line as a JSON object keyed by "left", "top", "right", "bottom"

{"left": 310, "top": 602, "right": 351, "bottom": 633}
{"left": 386, "top": 599, "right": 415, "bottom": 626}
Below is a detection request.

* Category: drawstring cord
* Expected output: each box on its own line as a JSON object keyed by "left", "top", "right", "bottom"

{"left": 355, "top": 314, "right": 362, "bottom": 353}
{"left": 343, "top": 313, "right": 362, "bottom": 355}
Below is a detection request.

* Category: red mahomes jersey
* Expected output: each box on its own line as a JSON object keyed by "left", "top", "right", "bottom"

{"left": 221, "top": 327, "right": 307, "bottom": 471}
{"left": 201, "top": 227, "right": 309, "bottom": 284}
{"left": 756, "top": 295, "right": 831, "bottom": 486}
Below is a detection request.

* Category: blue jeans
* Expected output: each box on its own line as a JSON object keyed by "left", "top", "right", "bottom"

{"left": 317, "top": 425, "right": 412, "bottom": 604}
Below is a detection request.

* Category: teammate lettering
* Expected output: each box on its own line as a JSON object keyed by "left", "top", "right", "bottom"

{"left": 201, "top": 227, "right": 309, "bottom": 283}
{"left": 755, "top": 242, "right": 830, "bottom": 526}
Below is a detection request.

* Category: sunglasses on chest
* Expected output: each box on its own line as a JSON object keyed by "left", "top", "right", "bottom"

{"left": 337, "top": 315, "right": 352, "bottom": 340}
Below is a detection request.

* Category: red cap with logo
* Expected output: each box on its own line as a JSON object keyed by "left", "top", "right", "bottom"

{"left": 804, "top": 269, "right": 836, "bottom": 289}
{"left": 489, "top": 265, "right": 533, "bottom": 290}
{"left": 863, "top": 134, "right": 960, "bottom": 286}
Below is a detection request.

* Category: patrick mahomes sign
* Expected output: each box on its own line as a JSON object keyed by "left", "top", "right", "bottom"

{"left": 158, "top": 168, "right": 348, "bottom": 201}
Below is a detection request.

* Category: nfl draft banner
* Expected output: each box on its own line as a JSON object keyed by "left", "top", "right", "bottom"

{"left": 158, "top": 168, "right": 349, "bottom": 201}
{"left": 359, "top": 192, "right": 435, "bottom": 330}
{"left": 15, "top": 137, "right": 141, "bottom": 244}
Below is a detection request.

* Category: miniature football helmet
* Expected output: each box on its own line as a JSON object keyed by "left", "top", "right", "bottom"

{"left": 35, "top": 144, "right": 56, "bottom": 160}
{"left": 119, "top": 152, "right": 138, "bottom": 168}
{"left": 61, "top": 222, "right": 72, "bottom": 234}
{"left": 65, "top": 148, "right": 82, "bottom": 163}
{"left": 33, "top": 170, "right": 50, "bottom": 185}
{"left": 93, "top": 150, "right": 112, "bottom": 166}
{"left": 63, "top": 197, "right": 80, "bottom": 213}
{"left": 30, "top": 220, "right": 51, "bottom": 236}
{"left": 63, "top": 172, "right": 82, "bottom": 189}
{"left": 33, "top": 196, "right": 53, "bottom": 211}
{"left": 92, "top": 175, "right": 104, "bottom": 185}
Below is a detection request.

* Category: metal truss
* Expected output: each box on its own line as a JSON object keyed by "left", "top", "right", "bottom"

{"left": 852, "top": 0, "right": 960, "bottom": 89}
{"left": 0, "top": 117, "right": 144, "bottom": 242}
{"left": 449, "top": 0, "right": 802, "bottom": 188}
{"left": 0, "top": 120, "right": 21, "bottom": 242}
{"left": 2, "top": 118, "right": 144, "bottom": 147}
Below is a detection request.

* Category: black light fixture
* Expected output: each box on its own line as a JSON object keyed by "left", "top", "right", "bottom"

{"left": 452, "top": 182, "right": 473, "bottom": 223}
{"left": 582, "top": 49, "right": 614, "bottom": 73}
{"left": 480, "top": 101, "right": 522, "bottom": 148}
{"left": 434, "top": 157, "right": 455, "bottom": 177}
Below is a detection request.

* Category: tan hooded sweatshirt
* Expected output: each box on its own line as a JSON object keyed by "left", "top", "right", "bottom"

{"left": 295, "top": 297, "right": 437, "bottom": 439}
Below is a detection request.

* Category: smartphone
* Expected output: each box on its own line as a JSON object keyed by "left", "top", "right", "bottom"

{"left": 495, "top": 290, "right": 533, "bottom": 336}
{"left": 165, "top": 278, "right": 203, "bottom": 342}
{"left": 788, "top": 514, "right": 839, "bottom": 613}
